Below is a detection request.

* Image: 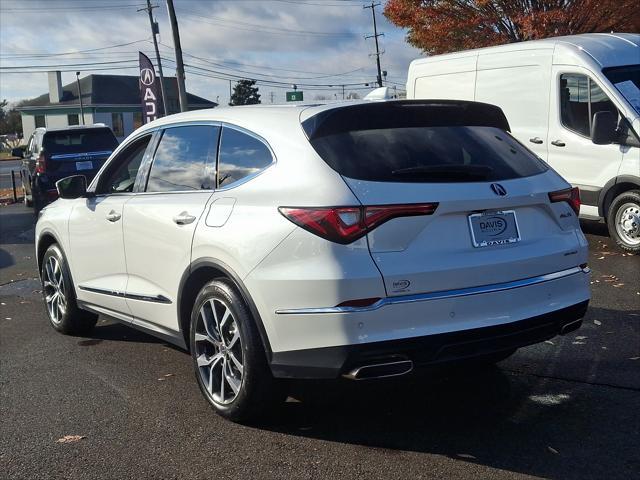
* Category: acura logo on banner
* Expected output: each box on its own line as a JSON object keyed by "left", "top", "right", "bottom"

{"left": 139, "top": 52, "right": 163, "bottom": 123}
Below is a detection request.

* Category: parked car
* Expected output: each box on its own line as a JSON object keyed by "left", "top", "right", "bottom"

{"left": 17, "top": 125, "right": 118, "bottom": 212}
{"left": 407, "top": 33, "right": 640, "bottom": 252}
{"left": 35, "top": 101, "right": 591, "bottom": 422}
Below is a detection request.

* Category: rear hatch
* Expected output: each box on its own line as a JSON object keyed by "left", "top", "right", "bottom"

{"left": 303, "top": 101, "right": 584, "bottom": 296}
{"left": 43, "top": 127, "right": 118, "bottom": 180}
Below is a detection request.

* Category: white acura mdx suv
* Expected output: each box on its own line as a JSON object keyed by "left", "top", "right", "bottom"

{"left": 36, "top": 100, "right": 591, "bottom": 421}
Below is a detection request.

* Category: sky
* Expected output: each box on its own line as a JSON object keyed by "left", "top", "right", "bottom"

{"left": 0, "top": 0, "right": 424, "bottom": 106}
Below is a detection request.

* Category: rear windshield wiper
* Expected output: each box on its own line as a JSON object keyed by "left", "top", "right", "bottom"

{"left": 391, "top": 164, "right": 493, "bottom": 180}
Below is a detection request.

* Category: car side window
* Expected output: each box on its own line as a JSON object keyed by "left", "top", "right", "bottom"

{"left": 145, "top": 125, "right": 219, "bottom": 192}
{"left": 560, "top": 73, "right": 618, "bottom": 139}
{"left": 218, "top": 127, "right": 273, "bottom": 188}
{"left": 96, "top": 135, "right": 151, "bottom": 194}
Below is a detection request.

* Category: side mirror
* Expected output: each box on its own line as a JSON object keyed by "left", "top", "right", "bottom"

{"left": 591, "top": 111, "right": 617, "bottom": 145}
{"left": 11, "top": 147, "right": 24, "bottom": 158}
{"left": 56, "top": 175, "right": 87, "bottom": 199}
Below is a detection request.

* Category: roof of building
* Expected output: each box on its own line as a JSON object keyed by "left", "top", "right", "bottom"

{"left": 17, "top": 74, "right": 216, "bottom": 110}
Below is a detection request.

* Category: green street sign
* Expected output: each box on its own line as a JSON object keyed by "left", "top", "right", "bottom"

{"left": 286, "top": 91, "right": 303, "bottom": 102}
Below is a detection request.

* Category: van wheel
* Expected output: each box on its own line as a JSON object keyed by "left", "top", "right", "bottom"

{"left": 41, "top": 244, "right": 98, "bottom": 335}
{"left": 607, "top": 190, "right": 640, "bottom": 254}
{"left": 190, "top": 279, "right": 284, "bottom": 423}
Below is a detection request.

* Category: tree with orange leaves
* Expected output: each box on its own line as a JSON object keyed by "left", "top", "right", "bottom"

{"left": 384, "top": 0, "right": 640, "bottom": 54}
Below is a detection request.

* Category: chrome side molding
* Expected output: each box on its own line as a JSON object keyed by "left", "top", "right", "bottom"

{"left": 78, "top": 285, "right": 172, "bottom": 304}
{"left": 276, "top": 266, "right": 589, "bottom": 315}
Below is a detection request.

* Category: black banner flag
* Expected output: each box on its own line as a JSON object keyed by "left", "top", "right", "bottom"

{"left": 139, "top": 52, "right": 163, "bottom": 123}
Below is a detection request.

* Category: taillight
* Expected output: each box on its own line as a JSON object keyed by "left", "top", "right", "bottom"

{"left": 549, "top": 187, "right": 580, "bottom": 216}
{"left": 279, "top": 203, "right": 438, "bottom": 244}
{"left": 35, "top": 153, "right": 47, "bottom": 174}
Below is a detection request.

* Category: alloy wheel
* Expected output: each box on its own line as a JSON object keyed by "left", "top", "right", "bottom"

{"left": 43, "top": 256, "right": 66, "bottom": 324}
{"left": 615, "top": 202, "right": 640, "bottom": 246}
{"left": 194, "top": 298, "right": 244, "bottom": 405}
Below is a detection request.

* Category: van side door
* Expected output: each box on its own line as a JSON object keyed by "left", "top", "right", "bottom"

{"left": 547, "top": 67, "right": 624, "bottom": 218}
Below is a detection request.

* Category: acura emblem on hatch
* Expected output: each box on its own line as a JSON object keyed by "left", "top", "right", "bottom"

{"left": 491, "top": 183, "right": 507, "bottom": 196}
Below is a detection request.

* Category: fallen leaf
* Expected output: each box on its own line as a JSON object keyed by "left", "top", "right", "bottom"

{"left": 163, "top": 373, "right": 174, "bottom": 377}
{"left": 594, "top": 320, "right": 602, "bottom": 326}
{"left": 572, "top": 341, "right": 585, "bottom": 345}
{"left": 157, "top": 378, "right": 166, "bottom": 381}
{"left": 575, "top": 336, "right": 587, "bottom": 340}
{"left": 56, "top": 435, "right": 85, "bottom": 444}
{"left": 544, "top": 340, "right": 555, "bottom": 345}
{"left": 597, "top": 256, "right": 605, "bottom": 260}
{"left": 547, "top": 446, "right": 559, "bottom": 454}
{"left": 613, "top": 283, "right": 625, "bottom": 288}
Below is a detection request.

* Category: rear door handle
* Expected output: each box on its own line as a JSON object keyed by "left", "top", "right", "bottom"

{"left": 551, "top": 140, "right": 566, "bottom": 147}
{"left": 529, "top": 137, "right": 544, "bottom": 144}
{"left": 106, "top": 210, "right": 121, "bottom": 222}
{"left": 173, "top": 212, "right": 196, "bottom": 225}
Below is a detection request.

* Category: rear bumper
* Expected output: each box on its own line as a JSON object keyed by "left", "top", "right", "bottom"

{"left": 270, "top": 300, "right": 588, "bottom": 379}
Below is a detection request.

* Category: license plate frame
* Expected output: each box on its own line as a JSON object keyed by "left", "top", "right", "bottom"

{"left": 75, "top": 160, "right": 93, "bottom": 171}
{"left": 468, "top": 210, "right": 521, "bottom": 248}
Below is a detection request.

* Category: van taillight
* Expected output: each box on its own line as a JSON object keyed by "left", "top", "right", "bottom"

{"left": 35, "top": 153, "right": 47, "bottom": 174}
{"left": 278, "top": 203, "right": 438, "bottom": 244}
{"left": 549, "top": 187, "right": 580, "bottom": 216}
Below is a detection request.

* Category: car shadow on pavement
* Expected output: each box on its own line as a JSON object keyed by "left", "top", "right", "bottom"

{"left": 580, "top": 219, "right": 609, "bottom": 238}
{"left": 261, "top": 360, "right": 637, "bottom": 479}
{"left": 86, "top": 320, "right": 170, "bottom": 345}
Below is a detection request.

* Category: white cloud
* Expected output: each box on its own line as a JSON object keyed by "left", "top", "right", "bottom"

{"left": 0, "top": 0, "right": 422, "bottom": 105}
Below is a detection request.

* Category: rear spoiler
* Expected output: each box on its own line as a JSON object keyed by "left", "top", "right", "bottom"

{"left": 302, "top": 100, "right": 511, "bottom": 140}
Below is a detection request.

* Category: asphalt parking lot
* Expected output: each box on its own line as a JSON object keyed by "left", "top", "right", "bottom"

{"left": 1, "top": 201, "right": 638, "bottom": 480}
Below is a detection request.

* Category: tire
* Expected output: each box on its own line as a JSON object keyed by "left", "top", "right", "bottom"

{"left": 606, "top": 190, "right": 640, "bottom": 254}
{"left": 190, "top": 279, "right": 283, "bottom": 423}
{"left": 41, "top": 244, "right": 98, "bottom": 335}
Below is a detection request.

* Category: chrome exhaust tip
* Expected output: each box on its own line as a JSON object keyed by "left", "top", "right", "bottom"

{"left": 560, "top": 319, "right": 583, "bottom": 335}
{"left": 343, "top": 359, "right": 414, "bottom": 380}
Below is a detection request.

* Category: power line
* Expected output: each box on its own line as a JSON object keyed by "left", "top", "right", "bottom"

{"left": 177, "top": 12, "right": 360, "bottom": 37}
{"left": 0, "top": 3, "right": 147, "bottom": 12}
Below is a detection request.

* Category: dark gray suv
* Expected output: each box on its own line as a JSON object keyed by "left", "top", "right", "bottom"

{"left": 18, "top": 125, "right": 118, "bottom": 212}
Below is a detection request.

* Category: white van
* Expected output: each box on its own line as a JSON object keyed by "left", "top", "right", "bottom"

{"left": 407, "top": 33, "right": 640, "bottom": 252}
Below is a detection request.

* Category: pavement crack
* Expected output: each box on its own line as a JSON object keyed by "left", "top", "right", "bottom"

{"left": 503, "top": 368, "right": 640, "bottom": 392}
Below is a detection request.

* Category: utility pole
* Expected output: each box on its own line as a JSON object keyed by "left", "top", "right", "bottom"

{"left": 269, "top": 91, "right": 275, "bottom": 104}
{"left": 139, "top": 0, "right": 168, "bottom": 116}
{"left": 342, "top": 85, "right": 345, "bottom": 100}
{"left": 166, "top": 0, "right": 188, "bottom": 112}
{"left": 75, "top": 72, "right": 85, "bottom": 125}
{"left": 364, "top": 1, "right": 384, "bottom": 88}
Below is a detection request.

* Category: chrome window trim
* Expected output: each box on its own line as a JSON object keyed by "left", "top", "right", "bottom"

{"left": 89, "top": 120, "right": 276, "bottom": 195}
{"left": 215, "top": 122, "right": 277, "bottom": 191}
{"left": 275, "top": 266, "right": 589, "bottom": 315}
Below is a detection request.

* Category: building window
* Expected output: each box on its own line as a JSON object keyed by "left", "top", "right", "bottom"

{"left": 35, "top": 115, "right": 46, "bottom": 128}
{"left": 68, "top": 114, "right": 79, "bottom": 126}
{"left": 133, "top": 112, "right": 143, "bottom": 130}
{"left": 111, "top": 112, "right": 124, "bottom": 137}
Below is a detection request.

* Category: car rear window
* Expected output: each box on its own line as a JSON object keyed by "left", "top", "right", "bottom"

{"left": 43, "top": 129, "right": 118, "bottom": 155}
{"left": 302, "top": 101, "right": 548, "bottom": 183}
